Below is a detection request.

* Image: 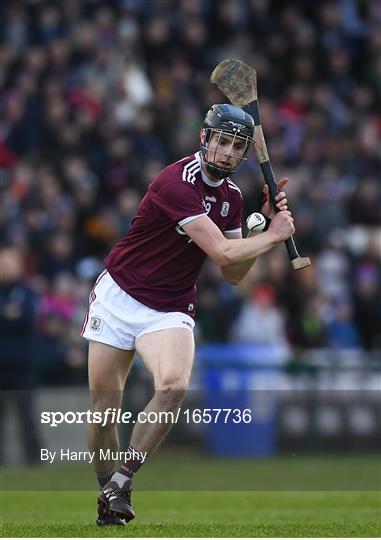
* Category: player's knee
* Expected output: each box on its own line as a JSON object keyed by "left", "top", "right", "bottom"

{"left": 155, "top": 374, "right": 189, "bottom": 405}
{"left": 157, "top": 372, "right": 190, "bottom": 392}
{"left": 89, "top": 419, "right": 116, "bottom": 435}
{"left": 90, "top": 396, "right": 119, "bottom": 432}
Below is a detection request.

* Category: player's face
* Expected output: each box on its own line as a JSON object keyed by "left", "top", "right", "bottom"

{"left": 205, "top": 131, "right": 247, "bottom": 171}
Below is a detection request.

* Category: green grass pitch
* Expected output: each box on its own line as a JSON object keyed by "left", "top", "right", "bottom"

{"left": 1, "top": 456, "right": 380, "bottom": 537}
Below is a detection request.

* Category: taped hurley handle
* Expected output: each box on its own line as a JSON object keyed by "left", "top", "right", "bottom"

{"left": 245, "top": 99, "right": 311, "bottom": 270}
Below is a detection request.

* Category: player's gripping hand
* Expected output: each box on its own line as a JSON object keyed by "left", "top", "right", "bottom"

{"left": 268, "top": 210, "right": 295, "bottom": 243}
{"left": 261, "top": 177, "right": 288, "bottom": 218}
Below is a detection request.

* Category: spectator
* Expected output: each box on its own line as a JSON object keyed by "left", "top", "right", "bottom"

{"left": 326, "top": 300, "right": 362, "bottom": 349}
{"left": 0, "top": 245, "right": 41, "bottom": 464}
{"left": 230, "top": 284, "right": 290, "bottom": 361}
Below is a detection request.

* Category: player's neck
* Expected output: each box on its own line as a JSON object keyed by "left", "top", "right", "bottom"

{"left": 200, "top": 161, "right": 225, "bottom": 186}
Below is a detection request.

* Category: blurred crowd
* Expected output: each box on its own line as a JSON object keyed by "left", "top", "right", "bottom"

{"left": 0, "top": 0, "right": 380, "bottom": 386}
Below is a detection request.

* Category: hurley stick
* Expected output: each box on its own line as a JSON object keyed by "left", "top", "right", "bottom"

{"left": 211, "top": 59, "right": 311, "bottom": 270}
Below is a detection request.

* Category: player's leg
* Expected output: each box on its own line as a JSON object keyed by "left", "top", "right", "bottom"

{"left": 130, "top": 327, "right": 195, "bottom": 452}
{"left": 88, "top": 340, "right": 135, "bottom": 525}
{"left": 100, "top": 327, "right": 194, "bottom": 518}
{"left": 88, "top": 340, "right": 135, "bottom": 482}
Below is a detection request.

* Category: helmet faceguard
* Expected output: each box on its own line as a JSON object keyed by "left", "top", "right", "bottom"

{"left": 200, "top": 104, "right": 255, "bottom": 179}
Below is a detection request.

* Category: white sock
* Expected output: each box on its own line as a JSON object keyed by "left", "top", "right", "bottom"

{"left": 111, "top": 471, "right": 131, "bottom": 488}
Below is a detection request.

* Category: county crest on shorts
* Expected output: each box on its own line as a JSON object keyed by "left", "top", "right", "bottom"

{"left": 220, "top": 201, "right": 230, "bottom": 217}
{"left": 90, "top": 316, "right": 101, "bottom": 332}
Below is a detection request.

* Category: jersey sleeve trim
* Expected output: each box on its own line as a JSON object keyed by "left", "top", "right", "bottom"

{"left": 224, "top": 227, "right": 242, "bottom": 235}
{"left": 178, "top": 213, "right": 207, "bottom": 227}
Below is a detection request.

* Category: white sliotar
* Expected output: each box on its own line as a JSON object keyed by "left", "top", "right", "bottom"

{"left": 246, "top": 212, "right": 266, "bottom": 234}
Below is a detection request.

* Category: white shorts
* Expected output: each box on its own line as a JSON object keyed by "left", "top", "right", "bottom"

{"left": 81, "top": 270, "right": 195, "bottom": 350}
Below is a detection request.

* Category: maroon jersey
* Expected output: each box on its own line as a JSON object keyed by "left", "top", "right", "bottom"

{"left": 105, "top": 152, "right": 243, "bottom": 317}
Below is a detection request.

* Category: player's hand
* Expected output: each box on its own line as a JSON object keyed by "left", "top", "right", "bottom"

{"left": 261, "top": 178, "right": 288, "bottom": 219}
{"left": 268, "top": 210, "right": 295, "bottom": 243}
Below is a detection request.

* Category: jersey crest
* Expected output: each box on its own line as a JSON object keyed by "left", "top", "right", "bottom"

{"left": 220, "top": 201, "right": 230, "bottom": 217}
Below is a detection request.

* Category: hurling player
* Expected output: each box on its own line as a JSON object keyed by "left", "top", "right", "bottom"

{"left": 82, "top": 104, "right": 294, "bottom": 525}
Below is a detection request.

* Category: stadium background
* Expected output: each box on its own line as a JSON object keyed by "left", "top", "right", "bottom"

{"left": 0, "top": 0, "right": 380, "bottom": 464}
{"left": 1, "top": 1, "right": 380, "bottom": 537}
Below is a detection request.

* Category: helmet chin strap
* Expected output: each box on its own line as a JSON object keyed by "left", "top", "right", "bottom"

{"left": 205, "top": 161, "right": 232, "bottom": 180}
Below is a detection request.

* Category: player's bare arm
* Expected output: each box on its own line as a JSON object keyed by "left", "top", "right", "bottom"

{"left": 219, "top": 183, "right": 290, "bottom": 284}
{"left": 182, "top": 210, "right": 294, "bottom": 283}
